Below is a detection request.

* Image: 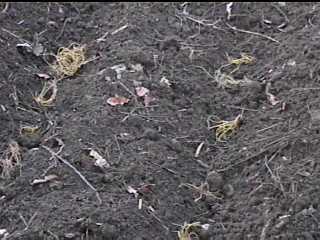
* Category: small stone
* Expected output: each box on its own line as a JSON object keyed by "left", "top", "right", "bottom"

{"left": 206, "top": 171, "right": 223, "bottom": 192}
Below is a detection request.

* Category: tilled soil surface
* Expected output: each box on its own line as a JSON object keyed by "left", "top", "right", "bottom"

{"left": 1, "top": 2, "right": 320, "bottom": 240}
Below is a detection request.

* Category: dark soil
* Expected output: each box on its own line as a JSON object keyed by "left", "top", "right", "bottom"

{"left": 1, "top": 2, "right": 320, "bottom": 240}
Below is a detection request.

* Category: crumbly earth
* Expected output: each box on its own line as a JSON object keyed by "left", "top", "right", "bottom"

{"left": 1, "top": 2, "right": 320, "bottom": 240}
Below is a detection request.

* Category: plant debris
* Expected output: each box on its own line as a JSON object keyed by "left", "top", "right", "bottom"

{"left": 160, "top": 76, "right": 172, "bottom": 87}
{"left": 110, "top": 64, "right": 127, "bottom": 80}
{"left": 31, "top": 174, "right": 58, "bottom": 186}
{"left": 0, "top": 229, "right": 9, "bottom": 239}
{"left": 52, "top": 43, "right": 87, "bottom": 77}
{"left": 177, "top": 222, "right": 202, "bottom": 240}
{"left": 211, "top": 114, "right": 242, "bottom": 141}
{"left": 129, "top": 63, "right": 143, "bottom": 72}
{"left": 89, "top": 149, "right": 110, "bottom": 169}
{"left": 194, "top": 142, "right": 204, "bottom": 158}
{"left": 36, "top": 73, "right": 51, "bottom": 80}
{"left": 34, "top": 80, "right": 58, "bottom": 107}
{"left": 0, "top": 141, "right": 21, "bottom": 179}
{"left": 228, "top": 53, "right": 255, "bottom": 66}
{"left": 107, "top": 95, "right": 130, "bottom": 106}
{"left": 265, "top": 82, "right": 280, "bottom": 106}
{"left": 180, "top": 182, "right": 222, "bottom": 202}
{"left": 20, "top": 125, "right": 41, "bottom": 136}
{"left": 127, "top": 186, "right": 139, "bottom": 198}
{"left": 2, "top": 3, "right": 319, "bottom": 239}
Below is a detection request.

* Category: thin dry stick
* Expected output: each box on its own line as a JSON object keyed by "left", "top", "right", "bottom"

{"left": 256, "top": 123, "right": 282, "bottom": 133}
{"left": 19, "top": 213, "right": 28, "bottom": 229}
{"left": 19, "top": 211, "right": 37, "bottom": 231}
{"left": 290, "top": 87, "right": 320, "bottom": 91}
{"left": 1, "top": 28, "right": 30, "bottom": 43}
{"left": 216, "top": 144, "right": 284, "bottom": 172}
{"left": 264, "top": 150, "right": 286, "bottom": 196}
{"left": 55, "top": 17, "right": 71, "bottom": 42}
{"left": 111, "top": 24, "right": 128, "bottom": 35}
{"left": 118, "top": 81, "right": 138, "bottom": 103}
{"left": 42, "top": 145, "right": 102, "bottom": 204}
{"left": 1, "top": 2, "right": 9, "bottom": 13}
{"left": 226, "top": 23, "right": 279, "bottom": 43}
{"left": 148, "top": 211, "right": 170, "bottom": 233}
{"left": 177, "top": 8, "right": 222, "bottom": 29}
{"left": 96, "top": 31, "right": 109, "bottom": 43}
{"left": 260, "top": 216, "right": 272, "bottom": 240}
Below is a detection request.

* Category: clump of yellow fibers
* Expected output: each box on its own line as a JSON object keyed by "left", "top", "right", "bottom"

{"left": 212, "top": 114, "right": 242, "bottom": 141}
{"left": 52, "top": 43, "right": 88, "bottom": 77}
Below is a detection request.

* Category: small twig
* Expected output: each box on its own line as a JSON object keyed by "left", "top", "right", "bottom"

{"left": 1, "top": 28, "right": 30, "bottom": 43}
{"left": 121, "top": 107, "right": 137, "bottom": 122}
{"left": 176, "top": 8, "right": 222, "bottom": 29}
{"left": 55, "top": 17, "right": 71, "bottom": 42}
{"left": 180, "top": 182, "right": 222, "bottom": 201}
{"left": 195, "top": 141, "right": 205, "bottom": 158}
{"left": 228, "top": 105, "right": 262, "bottom": 112}
{"left": 192, "top": 65, "right": 216, "bottom": 80}
{"left": 264, "top": 157, "right": 277, "bottom": 180}
{"left": 260, "top": 216, "right": 272, "bottom": 240}
{"left": 148, "top": 161, "right": 178, "bottom": 175}
{"left": 46, "top": 230, "right": 59, "bottom": 240}
{"left": 186, "top": 15, "right": 221, "bottom": 28}
{"left": 27, "top": 212, "right": 38, "bottom": 228}
{"left": 42, "top": 137, "right": 64, "bottom": 176}
{"left": 217, "top": 146, "right": 277, "bottom": 172}
{"left": 148, "top": 211, "right": 170, "bottom": 233}
{"left": 226, "top": 23, "right": 279, "bottom": 43}
{"left": 271, "top": 3, "right": 289, "bottom": 23}
{"left": 120, "top": 111, "right": 170, "bottom": 123}
{"left": 18, "top": 211, "right": 37, "bottom": 231}
{"left": 256, "top": 123, "right": 282, "bottom": 133}
{"left": 96, "top": 31, "right": 109, "bottom": 43}
{"left": 42, "top": 145, "right": 102, "bottom": 204}
{"left": 290, "top": 87, "right": 320, "bottom": 92}
{"left": 118, "top": 81, "right": 138, "bottom": 104}
{"left": 1, "top": 2, "right": 9, "bottom": 13}
{"left": 264, "top": 150, "right": 286, "bottom": 196}
{"left": 196, "top": 159, "right": 210, "bottom": 169}
{"left": 111, "top": 24, "right": 128, "bottom": 35}
{"left": 18, "top": 214, "right": 28, "bottom": 230}
{"left": 113, "top": 135, "right": 122, "bottom": 161}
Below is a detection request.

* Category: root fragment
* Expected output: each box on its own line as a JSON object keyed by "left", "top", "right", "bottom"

{"left": 0, "top": 141, "right": 21, "bottom": 179}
